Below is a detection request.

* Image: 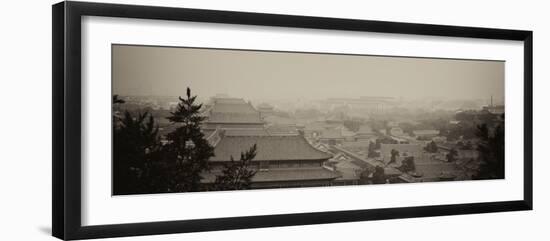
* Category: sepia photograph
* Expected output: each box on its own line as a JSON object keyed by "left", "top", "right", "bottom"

{"left": 112, "top": 44, "right": 505, "bottom": 195}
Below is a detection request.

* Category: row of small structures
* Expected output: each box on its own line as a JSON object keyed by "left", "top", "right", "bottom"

{"left": 196, "top": 97, "right": 479, "bottom": 188}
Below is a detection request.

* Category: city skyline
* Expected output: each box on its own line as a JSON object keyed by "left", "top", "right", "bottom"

{"left": 112, "top": 44, "right": 506, "bottom": 195}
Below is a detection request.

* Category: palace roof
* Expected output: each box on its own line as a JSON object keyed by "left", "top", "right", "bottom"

{"left": 205, "top": 98, "right": 263, "bottom": 124}
{"left": 223, "top": 128, "right": 269, "bottom": 136}
{"left": 202, "top": 167, "right": 341, "bottom": 183}
{"left": 210, "top": 135, "right": 332, "bottom": 162}
{"left": 412, "top": 130, "right": 440, "bottom": 136}
{"left": 356, "top": 125, "right": 374, "bottom": 135}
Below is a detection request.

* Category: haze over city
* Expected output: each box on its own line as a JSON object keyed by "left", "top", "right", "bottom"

{"left": 112, "top": 44, "right": 504, "bottom": 102}
{"left": 112, "top": 44, "right": 506, "bottom": 194}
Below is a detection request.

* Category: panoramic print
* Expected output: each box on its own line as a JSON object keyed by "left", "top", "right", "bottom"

{"left": 112, "top": 44, "right": 505, "bottom": 195}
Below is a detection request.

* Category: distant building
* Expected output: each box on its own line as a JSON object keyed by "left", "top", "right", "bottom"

{"left": 483, "top": 105, "right": 505, "bottom": 115}
{"left": 319, "top": 129, "right": 345, "bottom": 145}
{"left": 265, "top": 124, "right": 300, "bottom": 136}
{"left": 203, "top": 133, "right": 340, "bottom": 188}
{"left": 262, "top": 115, "right": 297, "bottom": 125}
{"left": 389, "top": 127, "right": 405, "bottom": 137}
{"left": 303, "top": 121, "right": 339, "bottom": 139}
{"left": 387, "top": 121, "right": 399, "bottom": 128}
{"left": 325, "top": 113, "right": 346, "bottom": 124}
{"left": 313, "top": 142, "right": 332, "bottom": 154}
{"left": 482, "top": 96, "right": 505, "bottom": 115}
{"left": 354, "top": 125, "right": 376, "bottom": 141}
{"left": 334, "top": 125, "right": 356, "bottom": 141}
{"left": 413, "top": 130, "right": 440, "bottom": 139}
{"left": 202, "top": 98, "right": 264, "bottom": 130}
{"left": 321, "top": 96, "right": 396, "bottom": 114}
{"left": 432, "top": 136, "right": 447, "bottom": 143}
{"left": 340, "top": 140, "right": 372, "bottom": 153}
{"left": 257, "top": 103, "right": 275, "bottom": 118}
{"left": 380, "top": 144, "right": 423, "bottom": 165}
{"left": 331, "top": 159, "right": 362, "bottom": 186}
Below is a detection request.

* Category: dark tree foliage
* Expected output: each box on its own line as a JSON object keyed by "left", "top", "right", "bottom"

{"left": 113, "top": 88, "right": 263, "bottom": 194}
{"left": 474, "top": 123, "right": 505, "bottom": 179}
{"left": 367, "top": 141, "right": 379, "bottom": 158}
{"left": 398, "top": 156, "right": 416, "bottom": 173}
{"left": 372, "top": 166, "right": 387, "bottom": 184}
{"left": 424, "top": 140, "right": 439, "bottom": 153}
{"left": 446, "top": 148, "right": 458, "bottom": 162}
{"left": 457, "top": 140, "right": 473, "bottom": 150}
{"left": 163, "top": 88, "right": 215, "bottom": 192}
{"left": 445, "top": 122, "right": 477, "bottom": 141}
{"left": 343, "top": 120, "right": 362, "bottom": 132}
{"left": 213, "top": 144, "right": 258, "bottom": 191}
{"left": 113, "top": 94, "right": 125, "bottom": 104}
{"left": 113, "top": 110, "right": 163, "bottom": 195}
{"left": 387, "top": 149, "right": 399, "bottom": 166}
{"left": 464, "top": 141, "right": 473, "bottom": 150}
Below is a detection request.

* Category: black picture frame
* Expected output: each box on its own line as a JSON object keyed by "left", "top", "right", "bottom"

{"left": 52, "top": 1, "right": 533, "bottom": 240}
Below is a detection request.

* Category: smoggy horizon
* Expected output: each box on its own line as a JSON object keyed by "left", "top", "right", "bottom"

{"left": 112, "top": 45, "right": 505, "bottom": 102}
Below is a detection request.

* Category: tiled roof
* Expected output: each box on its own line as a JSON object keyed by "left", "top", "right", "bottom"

{"left": 335, "top": 161, "right": 362, "bottom": 181}
{"left": 211, "top": 102, "right": 257, "bottom": 113}
{"left": 341, "top": 140, "right": 372, "bottom": 149}
{"left": 390, "top": 127, "right": 405, "bottom": 136}
{"left": 414, "top": 163, "right": 463, "bottom": 179}
{"left": 320, "top": 129, "right": 343, "bottom": 139}
{"left": 335, "top": 126, "right": 356, "bottom": 137}
{"left": 206, "top": 98, "right": 263, "bottom": 124}
{"left": 413, "top": 130, "right": 440, "bottom": 136}
{"left": 224, "top": 128, "right": 269, "bottom": 136}
{"left": 257, "top": 102, "right": 274, "bottom": 110}
{"left": 252, "top": 167, "right": 340, "bottom": 182}
{"left": 201, "top": 129, "right": 215, "bottom": 138}
{"left": 201, "top": 167, "right": 341, "bottom": 183}
{"left": 350, "top": 159, "right": 371, "bottom": 169}
{"left": 207, "top": 112, "right": 263, "bottom": 124}
{"left": 356, "top": 125, "right": 374, "bottom": 134}
{"left": 265, "top": 125, "right": 299, "bottom": 135}
{"left": 263, "top": 116, "right": 298, "bottom": 125}
{"left": 211, "top": 135, "right": 333, "bottom": 162}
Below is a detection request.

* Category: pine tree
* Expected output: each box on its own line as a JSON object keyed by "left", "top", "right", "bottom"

{"left": 474, "top": 122, "right": 505, "bottom": 179}
{"left": 446, "top": 148, "right": 458, "bottom": 162}
{"left": 387, "top": 149, "right": 399, "bottom": 166}
{"left": 113, "top": 94, "right": 125, "bottom": 104}
{"left": 214, "top": 144, "right": 258, "bottom": 191}
{"left": 113, "top": 109, "right": 162, "bottom": 195}
{"left": 424, "top": 140, "right": 438, "bottom": 153}
{"left": 163, "top": 88, "right": 215, "bottom": 192}
{"left": 398, "top": 156, "right": 416, "bottom": 173}
{"left": 372, "top": 166, "right": 387, "bottom": 184}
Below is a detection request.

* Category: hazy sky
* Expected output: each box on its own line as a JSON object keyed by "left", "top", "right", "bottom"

{"left": 112, "top": 45, "right": 504, "bottom": 101}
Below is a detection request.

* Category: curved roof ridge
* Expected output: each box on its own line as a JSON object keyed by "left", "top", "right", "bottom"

{"left": 211, "top": 134, "right": 332, "bottom": 161}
